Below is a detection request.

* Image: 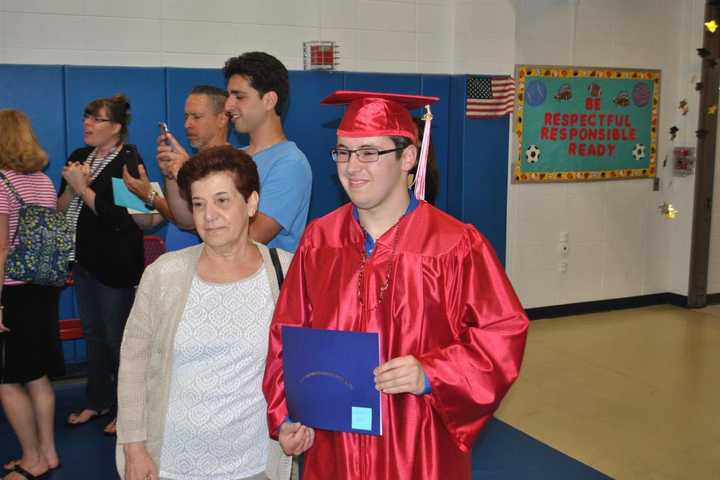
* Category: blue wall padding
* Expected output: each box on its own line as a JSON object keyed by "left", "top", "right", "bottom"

{"left": 448, "top": 76, "right": 508, "bottom": 263}
{"left": 448, "top": 76, "right": 467, "bottom": 219}
{"left": 0, "top": 65, "right": 509, "bottom": 266}
{"left": 63, "top": 338, "right": 87, "bottom": 364}
{"left": 462, "top": 116, "right": 509, "bottom": 264}
{"left": 344, "top": 72, "right": 422, "bottom": 94}
{"left": 0, "top": 65, "right": 67, "bottom": 187}
{"left": 286, "top": 71, "right": 345, "bottom": 219}
{"left": 58, "top": 285, "right": 77, "bottom": 319}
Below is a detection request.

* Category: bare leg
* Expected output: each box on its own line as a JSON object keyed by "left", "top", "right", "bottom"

{"left": 0, "top": 383, "right": 49, "bottom": 476}
{"left": 25, "top": 377, "right": 59, "bottom": 468}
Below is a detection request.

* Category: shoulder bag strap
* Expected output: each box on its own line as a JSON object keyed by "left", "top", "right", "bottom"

{"left": 0, "top": 172, "right": 26, "bottom": 206}
{"left": 269, "top": 247, "right": 284, "bottom": 289}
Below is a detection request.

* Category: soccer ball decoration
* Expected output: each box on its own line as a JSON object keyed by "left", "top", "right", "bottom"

{"left": 632, "top": 143, "right": 646, "bottom": 161}
{"left": 525, "top": 144, "right": 541, "bottom": 163}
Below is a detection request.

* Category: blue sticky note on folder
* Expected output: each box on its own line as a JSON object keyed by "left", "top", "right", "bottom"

{"left": 351, "top": 407, "right": 372, "bottom": 431}
{"left": 282, "top": 326, "right": 382, "bottom": 436}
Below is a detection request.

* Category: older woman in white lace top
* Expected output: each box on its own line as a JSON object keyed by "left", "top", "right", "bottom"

{"left": 116, "top": 146, "right": 292, "bottom": 480}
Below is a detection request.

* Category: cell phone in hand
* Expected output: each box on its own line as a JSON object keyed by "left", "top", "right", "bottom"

{"left": 159, "top": 121, "right": 172, "bottom": 145}
{"left": 125, "top": 153, "right": 140, "bottom": 179}
{"left": 159, "top": 121, "right": 176, "bottom": 154}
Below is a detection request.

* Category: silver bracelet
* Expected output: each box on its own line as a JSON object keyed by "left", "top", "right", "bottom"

{"left": 145, "top": 189, "right": 158, "bottom": 209}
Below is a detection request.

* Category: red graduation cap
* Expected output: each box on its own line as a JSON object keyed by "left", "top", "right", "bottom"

{"left": 321, "top": 90, "right": 439, "bottom": 142}
{"left": 321, "top": 90, "right": 439, "bottom": 200}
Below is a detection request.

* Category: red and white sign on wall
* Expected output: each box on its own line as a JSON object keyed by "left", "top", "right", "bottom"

{"left": 303, "top": 41, "right": 339, "bottom": 70}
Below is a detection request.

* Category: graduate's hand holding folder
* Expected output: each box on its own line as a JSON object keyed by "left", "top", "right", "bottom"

{"left": 373, "top": 354, "right": 427, "bottom": 395}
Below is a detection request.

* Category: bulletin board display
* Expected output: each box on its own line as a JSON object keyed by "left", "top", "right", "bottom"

{"left": 513, "top": 65, "right": 660, "bottom": 183}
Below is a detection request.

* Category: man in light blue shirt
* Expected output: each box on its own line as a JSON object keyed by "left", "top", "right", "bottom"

{"left": 250, "top": 141, "right": 311, "bottom": 251}
{"left": 160, "top": 52, "right": 312, "bottom": 252}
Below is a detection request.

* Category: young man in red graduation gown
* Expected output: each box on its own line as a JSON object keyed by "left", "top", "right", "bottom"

{"left": 262, "top": 91, "right": 529, "bottom": 480}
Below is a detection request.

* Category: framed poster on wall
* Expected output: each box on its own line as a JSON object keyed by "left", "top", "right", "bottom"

{"left": 513, "top": 65, "right": 660, "bottom": 183}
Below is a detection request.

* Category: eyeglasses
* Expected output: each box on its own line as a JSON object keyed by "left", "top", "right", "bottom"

{"left": 330, "top": 147, "right": 405, "bottom": 163}
{"left": 83, "top": 113, "right": 112, "bottom": 124}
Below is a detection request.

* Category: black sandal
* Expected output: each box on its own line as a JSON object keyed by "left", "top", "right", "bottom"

{"left": 5, "top": 464, "right": 49, "bottom": 480}
{"left": 3, "top": 461, "right": 60, "bottom": 473}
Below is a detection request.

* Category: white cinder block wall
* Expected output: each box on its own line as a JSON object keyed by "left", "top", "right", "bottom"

{"left": 505, "top": 0, "right": 703, "bottom": 308}
{"left": 0, "top": 0, "right": 706, "bottom": 308}
{"left": 454, "top": 0, "right": 515, "bottom": 75}
{"left": 0, "top": 0, "right": 453, "bottom": 72}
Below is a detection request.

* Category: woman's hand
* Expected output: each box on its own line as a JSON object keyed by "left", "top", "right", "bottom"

{"left": 278, "top": 421, "right": 315, "bottom": 456}
{"left": 62, "top": 162, "right": 90, "bottom": 195}
{"left": 374, "top": 355, "right": 427, "bottom": 395}
{"left": 123, "top": 164, "right": 153, "bottom": 201}
{"left": 124, "top": 442, "right": 159, "bottom": 480}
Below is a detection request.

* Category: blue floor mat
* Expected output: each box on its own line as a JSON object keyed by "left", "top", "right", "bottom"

{"left": 473, "top": 417, "right": 612, "bottom": 479}
{"left": 0, "top": 382, "right": 612, "bottom": 479}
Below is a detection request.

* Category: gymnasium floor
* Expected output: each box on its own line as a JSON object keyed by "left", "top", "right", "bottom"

{"left": 0, "top": 304, "right": 717, "bottom": 479}
{"left": 496, "top": 304, "right": 720, "bottom": 480}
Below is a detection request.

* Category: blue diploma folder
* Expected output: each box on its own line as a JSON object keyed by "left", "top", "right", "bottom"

{"left": 281, "top": 326, "right": 382, "bottom": 436}
{"left": 111, "top": 177, "right": 152, "bottom": 213}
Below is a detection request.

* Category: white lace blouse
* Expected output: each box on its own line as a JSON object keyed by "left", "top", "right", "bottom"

{"left": 159, "top": 269, "right": 274, "bottom": 480}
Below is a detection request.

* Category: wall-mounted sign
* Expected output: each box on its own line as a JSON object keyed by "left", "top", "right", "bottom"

{"left": 513, "top": 65, "right": 660, "bottom": 183}
{"left": 672, "top": 146, "right": 696, "bottom": 177}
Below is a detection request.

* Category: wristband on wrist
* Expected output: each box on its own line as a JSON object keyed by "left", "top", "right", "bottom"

{"left": 145, "top": 189, "right": 158, "bottom": 209}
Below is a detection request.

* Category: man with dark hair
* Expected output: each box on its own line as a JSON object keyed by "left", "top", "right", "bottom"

{"left": 159, "top": 52, "right": 312, "bottom": 252}
{"left": 223, "top": 52, "right": 289, "bottom": 117}
{"left": 125, "top": 85, "right": 230, "bottom": 250}
{"left": 262, "top": 91, "right": 528, "bottom": 480}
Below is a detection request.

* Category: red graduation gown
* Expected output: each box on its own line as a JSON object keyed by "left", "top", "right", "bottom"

{"left": 263, "top": 201, "right": 528, "bottom": 480}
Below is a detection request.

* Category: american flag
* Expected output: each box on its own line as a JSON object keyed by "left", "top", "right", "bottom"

{"left": 466, "top": 75, "right": 515, "bottom": 117}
